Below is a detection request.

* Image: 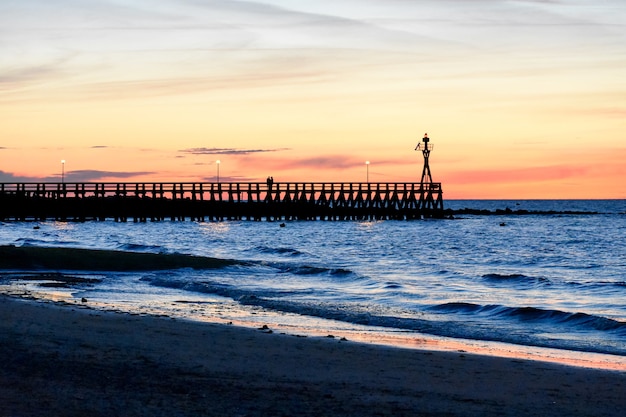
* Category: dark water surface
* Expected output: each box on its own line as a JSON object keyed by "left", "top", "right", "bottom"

{"left": 1, "top": 200, "right": 625, "bottom": 357}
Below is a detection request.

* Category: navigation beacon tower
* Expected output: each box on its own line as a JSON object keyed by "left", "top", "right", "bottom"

{"left": 415, "top": 133, "right": 434, "bottom": 184}
{"left": 414, "top": 132, "right": 444, "bottom": 217}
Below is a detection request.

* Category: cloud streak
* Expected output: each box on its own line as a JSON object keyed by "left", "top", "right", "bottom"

{"left": 180, "top": 147, "right": 289, "bottom": 156}
{"left": 0, "top": 170, "right": 155, "bottom": 183}
{"left": 2, "top": 0, "right": 622, "bottom": 108}
{"left": 65, "top": 170, "right": 156, "bottom": 182}
{"left": 269, "top": 155, "right": 368, "bottom": 171}
{"left": 0, "top": 170, "right": 35, "bottom": 182}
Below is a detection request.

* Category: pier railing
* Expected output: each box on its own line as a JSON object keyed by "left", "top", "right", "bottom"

{"left": 0, "top": 182, "right": 444, "bottom": 221}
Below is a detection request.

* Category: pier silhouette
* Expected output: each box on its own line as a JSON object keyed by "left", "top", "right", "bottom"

{"left": 0, "top": 181, "right": 444, "bottom": 222}
{"left": 2, "top": 135, "right": 445, "bottom": 222}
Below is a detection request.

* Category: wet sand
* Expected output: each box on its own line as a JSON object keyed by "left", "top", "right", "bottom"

{"left": 1, "top": 295, "right": 624, "bottom": 417}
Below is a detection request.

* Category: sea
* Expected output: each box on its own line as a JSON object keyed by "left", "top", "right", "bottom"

{"left": 1, "top": 200, "right": 625, "bottom": 366}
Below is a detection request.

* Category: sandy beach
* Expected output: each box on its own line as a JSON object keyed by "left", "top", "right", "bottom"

{"left": 1, "top": 295, "right": 624, "bottom": 417}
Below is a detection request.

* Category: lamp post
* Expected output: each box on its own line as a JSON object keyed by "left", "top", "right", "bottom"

{"left": 216, "top": 160, "right": 220, "bottom": 183}
{"left": 61, "top": 160, "right": 65, "bottom": 183}
{"left": 365, "top": 161, "right": 370, "bottom": 183}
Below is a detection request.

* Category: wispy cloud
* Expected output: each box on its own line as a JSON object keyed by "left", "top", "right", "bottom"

{"left": 0, "top": 170, "right": 34, "bottom": 182}
{"left": 0, "top": 170, "right": 158, "bottom": 182}
{"left": 180, "top": 147, "right": 289, "bottom": 156}
{"left": 271, "top": 155, "right": 363, "bottom": 170}
{"left": 64, "top": 170, "right": 155, "bottom": 182}
{"left": 2, "top": 0, "right": 620, "bottom": 106}
{"left": 199, "top": 174, "right": 257, "bottom": 182}
{"left": 0, "top": 0, "right": 458, "bottom": 103}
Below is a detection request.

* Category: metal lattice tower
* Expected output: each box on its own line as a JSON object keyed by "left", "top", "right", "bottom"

{"left": 415, "top": 133, "right": 434, "bottom": 184}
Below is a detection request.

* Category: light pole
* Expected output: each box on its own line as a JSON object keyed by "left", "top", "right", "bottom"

{"left": 216, "top": 160, "right": 220, "bottom": 183}
{"left": 61, "top": 160, "right": 65, "bottom": 183}
{"left": 365, "top": 161, "right": 370, "bottom": 183}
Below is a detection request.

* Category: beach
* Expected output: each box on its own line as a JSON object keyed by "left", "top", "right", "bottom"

{"left": 1, "top": 295, "right": 624, "bottom": 417}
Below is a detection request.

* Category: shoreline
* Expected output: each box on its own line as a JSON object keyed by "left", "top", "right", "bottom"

{"left": 2, "top": 294, "right": 625, "bottom": 416}
{"left": 1, "top": 244, "right": 624, "bottom": 361}
{"left": 3, "top": 278, "right": 626, "bottom": 372}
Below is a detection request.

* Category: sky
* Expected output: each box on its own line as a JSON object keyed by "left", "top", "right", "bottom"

{"left": 1, "top": 0, "right": 625, "bottom": 199}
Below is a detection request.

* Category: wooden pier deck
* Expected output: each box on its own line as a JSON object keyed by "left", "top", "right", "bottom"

{"left": 0, "top": 182, "right": 444, "bottom": 222}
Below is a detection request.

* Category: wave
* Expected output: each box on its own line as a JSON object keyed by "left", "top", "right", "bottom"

{"left": 578, "top": 280, "right": 626, "bottom": 290}
{"left": 136, "top": 275, "right": 626, "bottom": 355}
{"left": 145, "top": 277, "right": 308, "bottom": 300}
{"left": 482, "top": 273, "right": 551, "bottom": 286}
{"left": 254, "top": 246, "right": 306, "bottom": 257}
{"left": 117, "top": 243, "right": 168, "bottom": 253}
{"left": 0, "top": 245, "right": 241, "bottom": 271}
{"left": 277, "top": 264, "right": 354, "bottom": 277}
{"left": 235, "top": 259, "right": 358, "bottom": 278}
{"left": 233, "top": 296, "right": 626, "bottom": 354}
{"left": 0, "top": 272, "right": 103, "bottom": 285}
{"left": 429, "top": 302, "right": 626, "bottom": 334}
{"left": 15, "top": 237, "right": 79, "bottom": 247}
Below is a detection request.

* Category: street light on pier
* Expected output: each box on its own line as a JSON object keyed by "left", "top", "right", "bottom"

{"left": 216, "top": 160, "right": 220, "bottom": 183}
{"left": 365, "top": 161, "right": 370, "bottom": 183}
{"left": 61, "top": 160, "right": 65, "bottom": 183}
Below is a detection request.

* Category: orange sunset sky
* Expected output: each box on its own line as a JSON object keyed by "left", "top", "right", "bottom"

{"left": 1, "top": 0, "right": 625, "bottom": 199}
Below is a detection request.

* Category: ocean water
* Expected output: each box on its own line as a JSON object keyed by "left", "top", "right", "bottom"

{"left": 1, "top": 200, "right": 625, "bottom": 359}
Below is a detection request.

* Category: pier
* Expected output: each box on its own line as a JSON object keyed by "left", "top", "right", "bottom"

{"left": 0, "top": 181, "right": 444, "bottom": 222}
{"left": 1, "top": 135, "right": 446, "bottom": 222}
